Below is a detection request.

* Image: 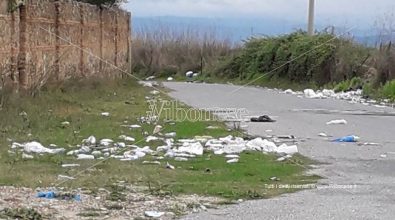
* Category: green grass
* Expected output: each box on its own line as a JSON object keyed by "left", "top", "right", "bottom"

{"left": 0, "top": 78, "right": 318, "bottom": 200}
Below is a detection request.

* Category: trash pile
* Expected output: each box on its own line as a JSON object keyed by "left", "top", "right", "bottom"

{"left": 9, "top": 134, "right": 298, "bottom": 164}
{"left": 283, "top": 88, "right": 392, "bottom": 108}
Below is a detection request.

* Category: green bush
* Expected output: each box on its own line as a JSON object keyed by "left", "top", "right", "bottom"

{"left": 381, "top": 80, "right": 395, "bottom": 100}
{"left": 209, "top": 31, "right": 370, "bottom": 86}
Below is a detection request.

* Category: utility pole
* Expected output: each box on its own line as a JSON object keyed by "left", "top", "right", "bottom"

{"left": 307, "top": 0, "right": 315, "bottom": 36}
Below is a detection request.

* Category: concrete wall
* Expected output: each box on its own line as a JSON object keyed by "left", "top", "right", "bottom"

{"left": 0, "top": 0, "right": 131, "bottom": 90}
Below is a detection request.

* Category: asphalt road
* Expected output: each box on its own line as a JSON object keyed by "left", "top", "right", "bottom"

{"left": 163, "top": 82, "right": 395, "bottom": 220}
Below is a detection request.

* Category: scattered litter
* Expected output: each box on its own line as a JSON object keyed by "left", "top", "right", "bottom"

{"left": 22, "top": 153, "right": 34, "bottom": 159}
{"left": 226, "top": 158, "right": 239, "bottom": 164}
{"left": 166, "top": 162, "right": 175, "bottom": 170}
{"left": 57, "top": 175, "right": 75, "bottom": 181}
{"left": 119, "top": 135, "right": 135, "bottom": 142}
{"left": 176, "top": 142, "right": 204, "bottom": 156}
{"left": 326, "top": 119, "right": 347, "bottom": 125}
{"left": 185, "top": 71, "right": 194, "bottom": 77}
{"left": 164, "top": 132, "right": 176, "bottom": 138}
{"left": 128, "top": 124, "right": 142, "bottom": 129}
{"left": 304, "top": 89, "right": 324, "bottom": 99}
{"left": 61, "top": 121, "right": 70, "bottom": 127}
{"left": 225, "top": 155, "right": 240, "bottom": 159}
{"left": 284, "top": 89, "right": 297, "bottom": 95}
{"left": 245, "top": 138, "right": 277, "bottom": 152}
{"left": 319, "top": 133, "right": 329, "bottom": 137}
{"left": 277, "top": 135, "right": 295, "bottom": 139}
{"left": 83, "top": 136, "right": 96, "bottom": 145}
{"left": 142, "top": 161, "right": 161, "bottom": 165}
{"left": 333, "top": 135, "right": 360, "bottom": 143}
{"left": 100, "top": 139, "right": 114, "bottom": 146}
{"left": 153, "top": 125, "right": 162, "bottom": 134}
{"left": 101, "top": 112, "right": 110, "bottom": 117}
{"left": 276, "top": 144, "right": 298, "bottom": 155}
{"left": 146, "top": 76, "right": 156, "bottom": 81}
{"left": 380, "top": 154, "right": 387, "bottom": 158}
{"left": 61, "top": 164, "right": 80, "bottom": 168}
{"left": 144, "top": 211, "right": 165, "bottom": 218}
{"left": 146, "top": 136, "right": 160, "bottom": 142}
{"left": 206, "top": 126, "right": 220, "bottom": 130}
{"left": 250, "top": 115, "right": 276, "bottom": 123}
{"left": 150, "top": 90, "right": 160, "bottom": 95}
{"left": 77, "top": 154, "right": 95, "bottom": 160}
{"left": 167, "top": 77, "right": 174, "bottom": 81}
{"left": 37, "top": 191, "right": 81, "bottom": 201}
{"left": 277, "top": 157, "right": 286, "bottom": 162}
{"left": 174, "top": 157, "right": 189, "bottom": 162}
{"left": 12, "top": 141, "right": 65, "bottom": 154}
{"left": 270, "top": 177, "right": 280, "bottom": 181}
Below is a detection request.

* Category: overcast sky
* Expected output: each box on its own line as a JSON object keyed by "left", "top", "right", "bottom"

{"left": 124, "top": 0, "right": 395, "bottom": 28}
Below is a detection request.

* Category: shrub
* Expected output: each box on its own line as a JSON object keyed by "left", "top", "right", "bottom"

{"left": 381, "top": 80, "right": 395, "bottom": 100}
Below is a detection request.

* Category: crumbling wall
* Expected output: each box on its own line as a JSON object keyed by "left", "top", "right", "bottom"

{"left": 0, "top": 0, "right": 131, "bottom": 90}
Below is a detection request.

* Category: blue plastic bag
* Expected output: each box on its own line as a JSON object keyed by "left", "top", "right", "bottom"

{"left": 37, "top": 191, "right": 81, "bottom": 201}
{"left": 333, "top": 135, "right": 360, "bottom": 143}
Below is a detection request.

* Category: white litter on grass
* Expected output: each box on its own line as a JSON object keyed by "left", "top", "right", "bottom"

{"left": 146, "top": 136, "right": 160, "bottom": 142}
{"left": 142, "top": 161, "right": 161, "bottom": 165}
{"left": 174, "top": 157, "right": 189, "bottom": 162}
{"left": 176, "top": 142, "right": 204, "bottom": 156}
{"left": 167, "top": 77, "right": 174, "bottom": 81}
{"left": 144, "top": 211, "right": 165, "bottom": 218}
{"left": 77, "top": 154, "right": 95, "bottom": 160}
{"left": 101, "top": 112, "right": 110, "bottom": 117}
{"left": 164, "top": 132, "right": 176, "bottom": 138}
{"left": 12, "top": 142, "right": 65, "bottom": 154}
{"left": 153, "top": 125, "right": 162, "bottom": 134}
{"left": 100, "top": 139, "right": 114, "bottom": 146}
{"left": 185, "top": 71, "right": 194, "bottom": 77}
{"left": 225, "top": 155, "right": 240, "bottom": 159}
{"left": 206, "top": 126, "right": 220, "bottom": 130}
{"left": 22, "top": 153, "right": 34, "bottom": 159}
{"left": 326, "top": 119, "right": 347, "bottom": 125}
{"left": 166, "top": 162, "right": 175, "bottom": 170}
{"left": 150, "top": 90, "right": 160, "bottom": 95}
{"left": 61, "top": 164, "right": 80, "bottom": 168}
{"left": 227, "top": 158, "right": 239, "bottom": 164}
{"left": 128, "top": 124, "right": 142, "bottom": 129}
{"left": 58, "top": 175, "right": 75, "bottom": 181}
{"left": 61, "top": 121, "right": 70, "bottom": 126}
{"left": 119, "top": 135, "right": 135, "bottom": 142}
{"left": 246, "top": 138, "right": 277, "bottom": 152}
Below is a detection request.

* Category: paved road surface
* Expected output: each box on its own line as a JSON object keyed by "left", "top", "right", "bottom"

{"left": 163, "top": 82, "right": 395, "bottom": 220}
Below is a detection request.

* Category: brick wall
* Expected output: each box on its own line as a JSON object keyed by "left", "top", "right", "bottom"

{"left": 0, "top": 0, "right": 131, "bottom": 90}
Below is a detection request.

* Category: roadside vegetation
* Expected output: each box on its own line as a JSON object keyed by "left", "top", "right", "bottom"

{"left": 0, "top": 78, "right": 317, "bottom": 200}
{"left": 132, "top": 27, "right": 395, "bottom": 100}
